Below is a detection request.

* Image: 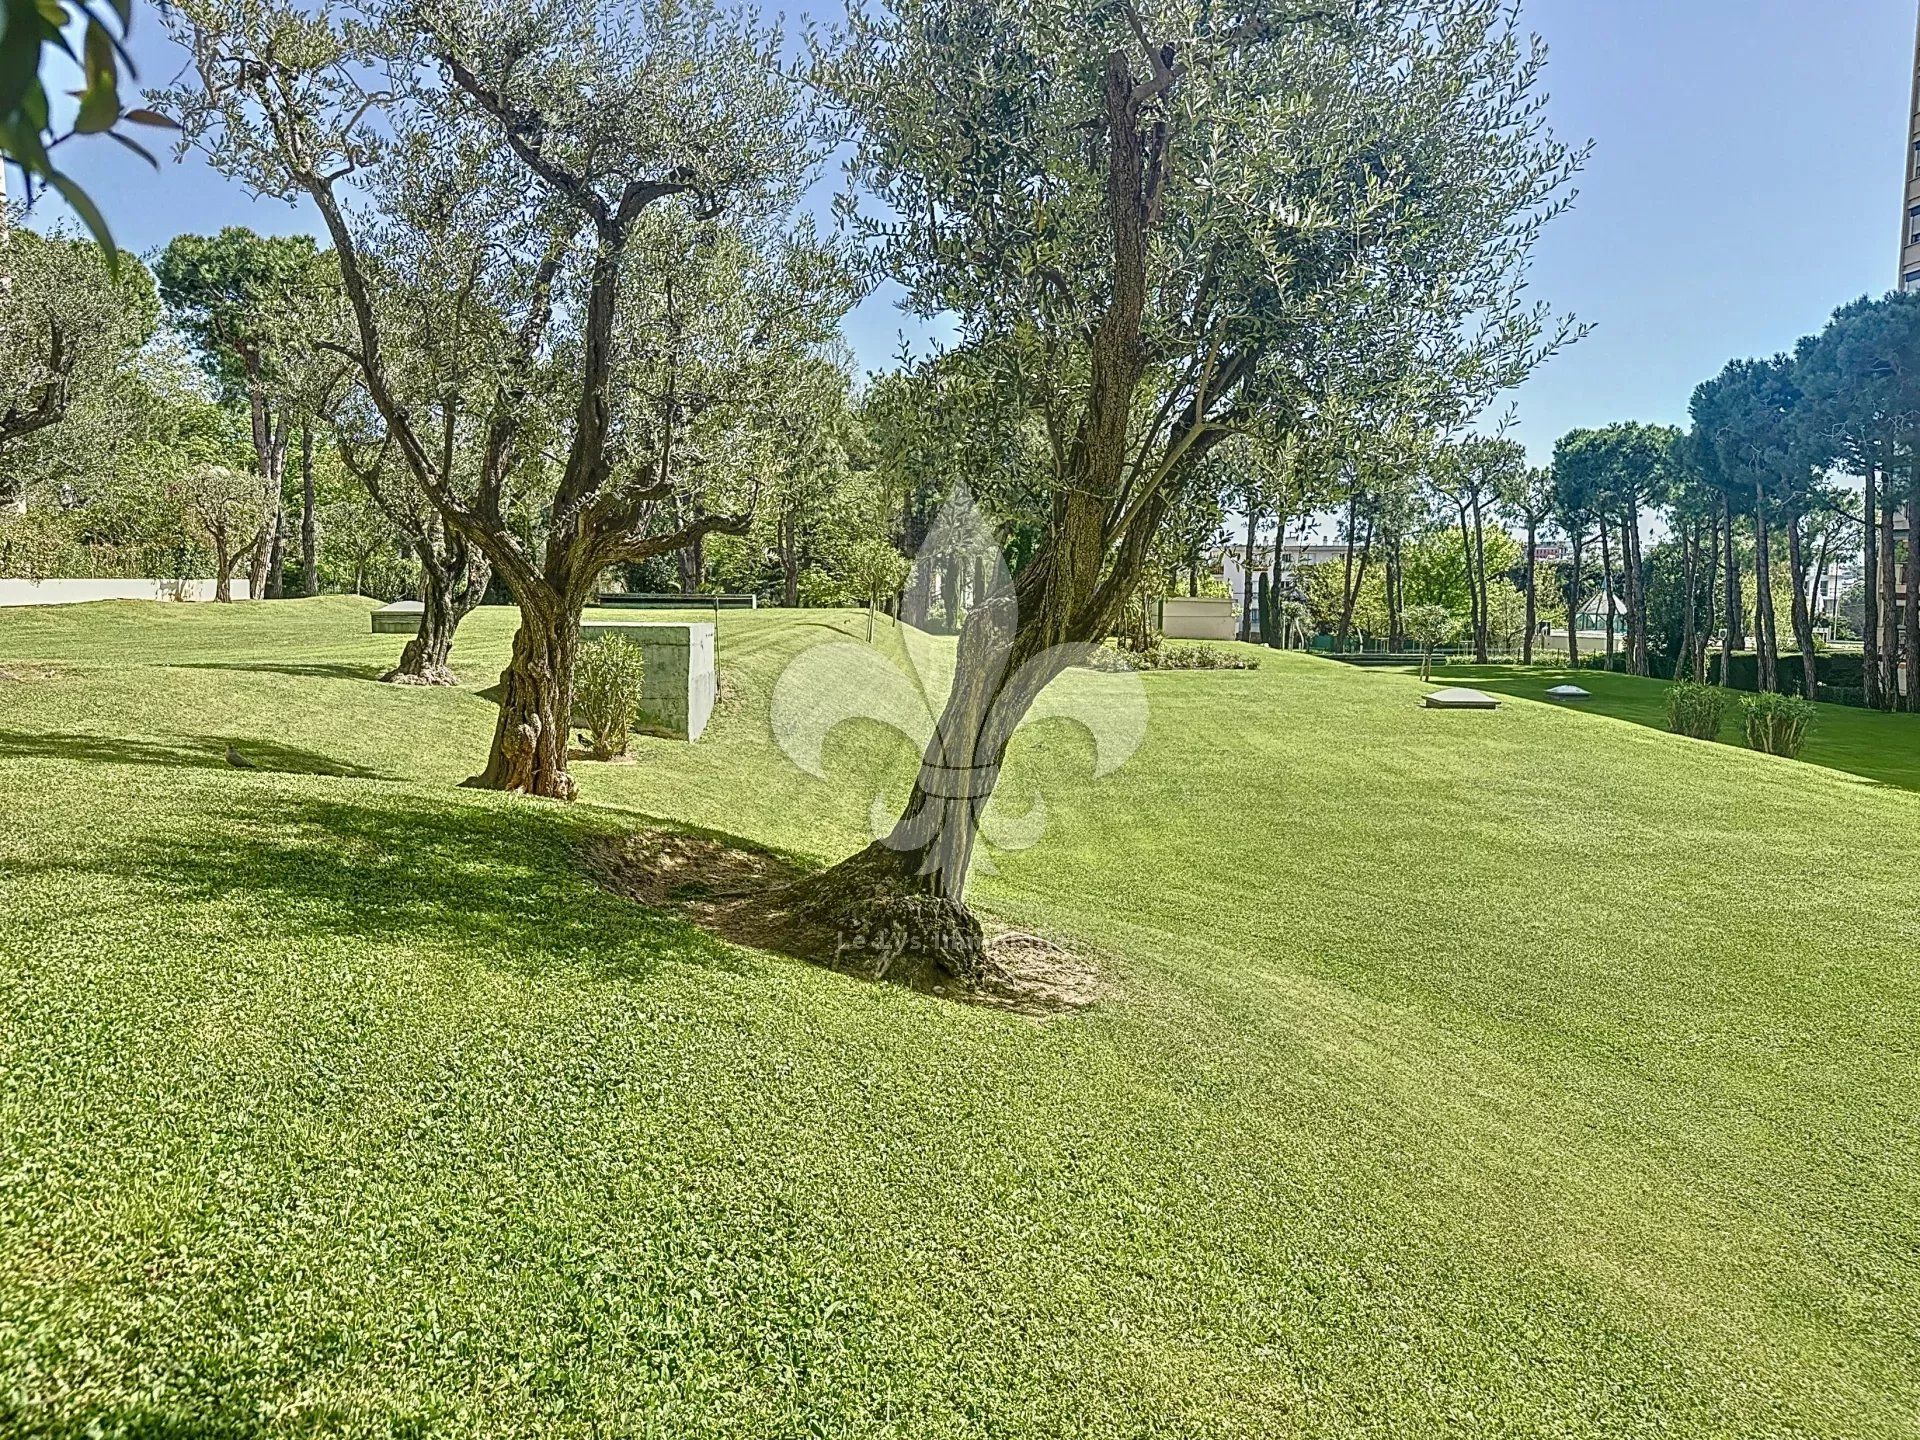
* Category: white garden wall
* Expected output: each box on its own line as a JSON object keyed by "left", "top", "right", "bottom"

{"left": 0, "top": 578, "right": 254, "bottom": 607}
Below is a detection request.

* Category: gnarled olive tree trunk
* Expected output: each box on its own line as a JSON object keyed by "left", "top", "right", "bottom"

{"left": 468, "top": 584, "right": 588, "bottom": 800}
{"left": 384, "top": 528, "right": 490, "bottom": 687}
{"left": 783, "top": 513, "right": 1123, "bottom": 987}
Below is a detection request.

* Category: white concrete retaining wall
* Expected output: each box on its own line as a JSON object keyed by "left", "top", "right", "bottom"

{"left": 578, "top": 620, "right": 717, "bottom": 742}
{"left": 0, "top": 578, "right": 254, "bottom": 607}
{"left": 371, "top": 600, "right": 424, "bottom": 634}
{"left": 1160, "top": 597, "right": 1237, "bottom": 642}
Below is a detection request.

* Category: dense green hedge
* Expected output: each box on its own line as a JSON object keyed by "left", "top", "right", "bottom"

{"left": 1714, "top": 651, "right": 1862, "bottom": 697}
{"left": 1582, "top": 648, "right": 1868, "bottom": 704}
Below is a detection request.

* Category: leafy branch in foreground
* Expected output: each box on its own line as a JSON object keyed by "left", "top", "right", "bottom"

{"left": 0, "top": 0, "right": 177, "bottom": 260}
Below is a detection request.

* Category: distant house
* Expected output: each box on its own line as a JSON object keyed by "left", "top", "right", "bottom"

{"left": 1207, "top": 538, "right": 1347, "bottom": 634}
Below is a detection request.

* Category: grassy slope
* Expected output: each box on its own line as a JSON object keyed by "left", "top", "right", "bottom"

{"left": 1430, "top": 661, "right": 1920, "bottom": 793}
{"left": 0, "top": 598, "right": 1916, "bottom": 1439}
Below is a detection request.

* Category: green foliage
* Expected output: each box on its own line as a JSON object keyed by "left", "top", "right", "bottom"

{"left": 1402, "top": 525, "right": 1522, "bottom": 614}
{"left": 1298, "top": 558, "right": 1387, "bottom": 640}
{"left": 1665, "top": 682, "right": 1726, "bottom": 740}
{"left": 1404, "top": 602, "right": 1456, "bottom": 680}
{"left": 1088, "top": 639, "right": 1261, "bottom": 672}
{"left": 796, "top": 565, "right": 852, "bottom": 608}
{"left": 1743, "top": 691, "right": 1816, "bottom": 759}
{"left": 1713, "top": 650, "right": 1863, "bottom": 699}
{"left": 1141, "top": 642, "right": 1260, "bottom": 672}
{"left": 153, "top": 228, "right": 338, "bottom": 406}
{"left": 0, "top": 228, "right": 161, "bottom": 484}
{"left": 1483, "top": 578, "right": 1532, "bottom": 654}
{"left": 1404, "top": 604, "right": 1456, "bottom": 649}
{"left": 1256, "top": 571, "right": 1275, "bottom": 647}
{"left": 0, "top": 0, "right": 178, "bottom": 259}
{"left": 168, "top": 461, "right": 266, "bottom": 594}
{"left": 571, "top": 636, "right": 647, "bottom": 760}
{"left": 1796, "top": 291, "right": 1920, "bottom": 480}
{"left": 1689, "top": 356, "right": 1805, "bottom": 509}
{"left": 4, "top": 604, "right": 1920, "bottom": 1433}
{"left": 842, "top": 537, "right": 909, "bottom": 634}
{"left": 1552, "top": 423, "right": 1682, "bottom": 519}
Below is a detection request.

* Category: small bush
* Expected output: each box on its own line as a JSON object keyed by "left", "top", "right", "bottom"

{"left": 1082, "top": 642, "right": 1260, "bottom": 672}
{"left": 573, "top": 636, "right": 646, "bottom": 759}
{"left": 1665, "top": 682, "right": 1725, "bottom": 740}
{"left": 1146, "top": 642, "right": 1260, "bottom": 671}
{"left": 1742, "top": 691, "right": 1816, "bottom": 759}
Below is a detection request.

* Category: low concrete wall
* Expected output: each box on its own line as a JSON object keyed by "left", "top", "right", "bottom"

{"left": 0, "top": 578, "right": 253, "bottom": 607}
{"left": 578, "top": 620, "right": 717, "bottom": 742}
{"left": 371, "top": 601, "right": 424, "bottom": 635}
{"left": 1160, "top": 596, "right": 1236, "bottom": 642}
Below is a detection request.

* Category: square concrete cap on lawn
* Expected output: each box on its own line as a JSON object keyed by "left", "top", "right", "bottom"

{"left": 1423, "top": 687, "right": 1500, "bottom": 710}
{"left": 1546, "top": 684, "right": 1591, "bottom": 699}
{"left": 370, "top": 600, "right": 425, "bottom": 634}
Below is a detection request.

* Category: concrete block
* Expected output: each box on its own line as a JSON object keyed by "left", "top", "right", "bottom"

{"left": 1423, "top": 687, "right": 1499, "bottom": 710}
{"left": 1159, "top": 596, "right": 1237, "bottom": 641}
{"left": 578, "top": 620, "right": 716, "bottom": 741}
{"left": 371, "top": 600, "right": 425, "bottom": 635}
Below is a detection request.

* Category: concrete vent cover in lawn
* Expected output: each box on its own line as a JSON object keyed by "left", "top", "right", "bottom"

{"left": 1423, "top": 687, "right": 1500, "bottom": 710}
{"left": 1546, "top": 685, "right": 1591, "bottom": 700}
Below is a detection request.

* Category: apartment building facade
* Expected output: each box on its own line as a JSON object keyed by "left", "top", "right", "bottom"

{"left": 1903, "top": 3, "right": 1920, "bottom": 289}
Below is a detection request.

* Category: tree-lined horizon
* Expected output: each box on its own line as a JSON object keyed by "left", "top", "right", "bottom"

{"left": 4, "top": 0, "right": 1910, "bottom": 988}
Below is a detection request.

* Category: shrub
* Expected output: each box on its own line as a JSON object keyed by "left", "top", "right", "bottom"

{"left": 1742, "top": 691, "right": 1816, "bottom": 759}
{"left": 1082, "top": 641, "right": 1260, "bottom": 672}
{"left": 1665, "top": 682, "right": 1725, "bottom": 740}
{"left": 572, "top": 636, "right": 647, "bottom": 759}
{"left": 1145, "top": 642, "right": 1260, "bottom": 671}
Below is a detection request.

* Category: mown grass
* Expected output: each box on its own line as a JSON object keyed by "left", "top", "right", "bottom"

{"left": 1430, "top": 661, "right": 1920, "bottom": 793}
{"left": 1, "top": 597, "right": 1917, "bottom": 1437}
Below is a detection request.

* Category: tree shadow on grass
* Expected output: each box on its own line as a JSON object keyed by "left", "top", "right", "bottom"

{"left": 71, "top": 791, "right": 755, "bottom": 985}
{"left": 171, "top": 660, "right": 396, "bottom": 683}
{"left": 0, "top": 730, "right": 394, "bottom": 781}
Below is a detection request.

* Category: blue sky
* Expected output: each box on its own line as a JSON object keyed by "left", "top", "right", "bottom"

{"left": 37, "top": 0, "right": 1920, "bottom": 466}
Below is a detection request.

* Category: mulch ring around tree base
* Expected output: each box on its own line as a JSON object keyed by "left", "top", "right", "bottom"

{"left": 585, "top": 828, "right": 1104, "bottom": 1016}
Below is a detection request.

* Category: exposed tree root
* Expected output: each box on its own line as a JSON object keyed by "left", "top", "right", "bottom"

{"left": 587, "top": 829, "right": 1101, "bottom": 1015}
{"left": 380, "top": 664, "right": 459, "bottom": 687}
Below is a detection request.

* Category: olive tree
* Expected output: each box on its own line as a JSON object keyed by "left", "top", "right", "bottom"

{"left": 783, "top": 0, "right": 1582, "bottom": 984}
{"left": 162, "top": 0, "right": 843, "bottom": 796}
{"left": 1404, "top": 603, "right": 1455, "bottom": 683}
{"left": 0, "top": 221, "right": 159, "bottom": 499}
{"left": 172, "top": 462, "right": 267, "bottom": 601}
{"left": 333, "top": 408, "right": 492, "bottom": 684}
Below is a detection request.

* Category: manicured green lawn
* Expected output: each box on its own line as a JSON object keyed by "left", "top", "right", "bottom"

{"left": 2, "top": 597, "right": 1918, "bottom": 1437}
{"left": 1430, "top": 660, "right": 1920, "bottom": 793}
